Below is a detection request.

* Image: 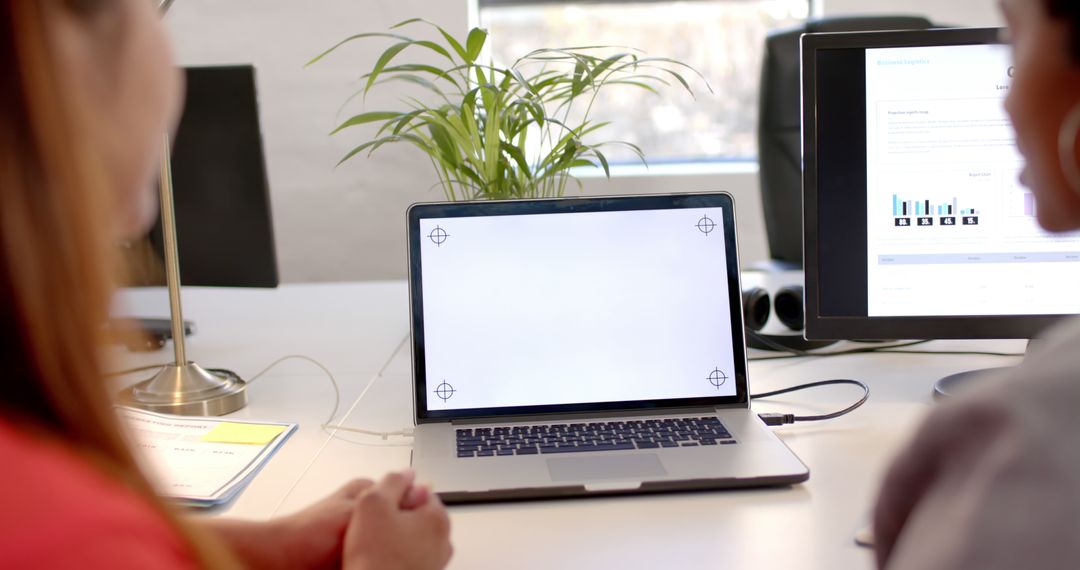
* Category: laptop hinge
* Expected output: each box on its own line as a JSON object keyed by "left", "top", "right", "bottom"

{"left": 447, "top": 406, "right": 727, "bottom": 425}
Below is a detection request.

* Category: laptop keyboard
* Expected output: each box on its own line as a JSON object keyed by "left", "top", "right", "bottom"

{"left": 455, "top": 416, "right": 735, "bottom": 458}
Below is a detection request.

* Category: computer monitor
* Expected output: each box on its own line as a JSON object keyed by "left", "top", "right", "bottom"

{"left": 802, "top": 27, "right": 1080, "bottom": 351}
{"left": 121, "top": 65, "right": 279, "bottom": 288}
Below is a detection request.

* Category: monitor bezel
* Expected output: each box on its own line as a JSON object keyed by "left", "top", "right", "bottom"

{"left": 407, "top": 193, "right": 750, "bottom": 424}
{"left": 802, "top": 27, "right": 1068, "bottom": 340}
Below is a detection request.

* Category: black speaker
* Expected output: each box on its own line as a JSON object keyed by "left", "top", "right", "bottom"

{"left": 742, "top": 287, "right": 771, "bottom": 332}
{"left": 758, "top": 16, "right": 935, "bottom": 265}
{"left": 742, "top": 285, "right": 837, "bottom": 352}
{"left": 774, "top": 285, "right": 805, "bottom": 331}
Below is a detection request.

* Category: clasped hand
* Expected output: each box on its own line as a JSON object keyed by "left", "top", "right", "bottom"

{"left": 205, "top": 469, "right": 452, "bottom": 570}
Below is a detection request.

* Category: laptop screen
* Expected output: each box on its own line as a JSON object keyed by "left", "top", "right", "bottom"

{"left": 409, "top": 194, "right": 749, "bottom": 421}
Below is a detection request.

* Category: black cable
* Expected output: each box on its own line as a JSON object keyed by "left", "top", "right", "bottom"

{"left": 872, "top": 348, "right": 1024, "bottom": 358}
{"left": 752, "top": 378, "right": 870, "bottom": 426}
{"left": 747, "top": 339, "right": 931, "bottom": 361}
{"left": 746, "top": 338, "right": 1024, "bottom": 361}
{"left": 105, "top": 363, "right": 168, "bottom": 377}
{"left": 744, "top": 330, "right": 814, "bottom": 356}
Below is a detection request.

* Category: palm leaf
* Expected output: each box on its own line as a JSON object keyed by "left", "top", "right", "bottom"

{"left": 465, "top": 28, "right": 488, "bottom": 63}
{"left": 337, "top": 134, "right": 429, "bottom": 166}
{"left": 331, "top": 111, "right": 403, "bottom": 135}
{"left": 315, "top": 23, "right": 704, "bottom": 200}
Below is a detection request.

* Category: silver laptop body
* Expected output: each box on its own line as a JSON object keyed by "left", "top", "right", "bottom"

{"left": 407, "top": 193, "right": 808, "bottom": 503}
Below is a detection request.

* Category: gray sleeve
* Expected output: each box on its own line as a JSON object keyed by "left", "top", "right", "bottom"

{"left": 887, "top": 318, "right": 1080, "bottom": 570}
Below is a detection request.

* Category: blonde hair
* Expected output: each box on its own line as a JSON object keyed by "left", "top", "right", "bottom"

{"left": 0, "top": 1, "right": 236, "bottom": 567}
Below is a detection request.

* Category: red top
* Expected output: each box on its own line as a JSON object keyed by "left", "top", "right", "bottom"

{"left": 0, "top": 420, "right": 197, "bottom": 569}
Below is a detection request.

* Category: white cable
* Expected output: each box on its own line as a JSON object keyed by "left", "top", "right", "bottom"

{"left": 246, "top": 353, "right": 413, "bottom": 439}
{"left": 322, "top": 424, "right": 415, "bottom": 440}
{"left": 246, "top": 354, "right": 341, "bottom": 425}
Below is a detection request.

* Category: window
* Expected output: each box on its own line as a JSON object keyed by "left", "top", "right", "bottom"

{"left": 478, "top": 0, "right": 811, "bottom": 165}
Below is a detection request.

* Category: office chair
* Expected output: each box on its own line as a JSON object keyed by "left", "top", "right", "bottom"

{"left": 122, "top": 65, "right": 279, "bottom": 288}
{"left": 757, "top": 16, "right": 935, "bottom": 267}
{"left": 116, "top": 65, "right": 278, "bottom": 352}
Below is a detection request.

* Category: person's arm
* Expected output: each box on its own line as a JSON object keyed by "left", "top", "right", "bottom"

{"left": 199, "top": 478, "right": 373, "bottom": 570}
{"left": 200, "top": 518, "right": 292, "bottom": 570}
{"left": 874, "top": 351, "right": 1080, "bottom": 570}
{"left": 873, "top": 393, "right": 1012, "bottom": 568}
{"left": 199, "top": 473, "right": 447, "bottom": 570}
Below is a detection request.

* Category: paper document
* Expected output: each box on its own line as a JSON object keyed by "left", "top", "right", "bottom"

{"left": 120, "top": 407, "right": 297, "bottom": 508}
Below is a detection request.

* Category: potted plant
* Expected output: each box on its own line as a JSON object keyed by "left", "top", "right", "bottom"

{"left": 309, "top": 19, "right": 707, "bottom": 201}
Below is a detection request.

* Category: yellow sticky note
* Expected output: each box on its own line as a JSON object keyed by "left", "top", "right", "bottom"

{"left": 201, "top": 422, "right": 286, "bottom": 445}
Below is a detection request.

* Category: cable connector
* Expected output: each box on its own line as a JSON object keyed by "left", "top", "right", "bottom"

{"left": 758, "top": 413, "right": 796, "bottom": 426}
{"left": 753, "top": 378, "right": 870, "bottom": 425}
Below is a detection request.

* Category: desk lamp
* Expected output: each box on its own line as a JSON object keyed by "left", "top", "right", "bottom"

{"left": 118, "top": 0, "right": 248, "bottom": 416}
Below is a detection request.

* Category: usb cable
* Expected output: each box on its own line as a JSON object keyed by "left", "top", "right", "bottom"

{"left": 754, "top": 379, "right": 870, "bottom": 426}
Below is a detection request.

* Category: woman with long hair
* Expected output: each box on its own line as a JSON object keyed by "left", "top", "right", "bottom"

{"left": 874, "top": 1, "right": 1080, "bottom": 568}
{"left": 0, "top": 1, "right": 451, "bottom": 568}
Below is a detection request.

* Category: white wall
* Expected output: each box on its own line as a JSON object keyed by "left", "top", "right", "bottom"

{"left": 166, "top": 0, "right": 1002, "bottom": 283}
{"left": 166, "top": 0, "right": 468, "bottom": 282}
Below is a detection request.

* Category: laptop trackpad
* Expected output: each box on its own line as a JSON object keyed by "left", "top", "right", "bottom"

{"left": 547, "top": 454, "right": 667, "bottom": 482}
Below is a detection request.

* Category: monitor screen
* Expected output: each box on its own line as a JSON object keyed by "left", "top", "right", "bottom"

{"left": 408, "top": 195, "right": 748, "bottom": 421}
{"left": 803, "top": 28, "right": 1080, "bottom": 339}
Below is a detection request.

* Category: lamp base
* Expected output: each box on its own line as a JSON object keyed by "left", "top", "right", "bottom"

{"left": 119, "top": 362, "right": 247, "bottom": 416}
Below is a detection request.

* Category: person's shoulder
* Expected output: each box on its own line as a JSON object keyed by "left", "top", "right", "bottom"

{"left": 1027, "top": 316, "right": 1080, "bottom": 358}
{"left": 0, "top": 420, "right": 196, "bottom": 569}
{"left": 1002, "top": 316, "right": 1080, "bottom": 392}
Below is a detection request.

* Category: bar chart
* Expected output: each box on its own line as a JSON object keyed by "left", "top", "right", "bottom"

{"left": 891, "top": 195, "right": 979, "bottom": 217}
{"left": 891, "top": 194, "right": 980, "bottom": 227}
{"left": 1011, "top": 191, "right": 1036, "bottom": 217}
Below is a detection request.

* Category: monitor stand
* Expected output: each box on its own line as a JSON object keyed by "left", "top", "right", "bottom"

{"left": 932, "top": 367, "right": 1013, "bottom": 400}
{"left": 932, "top": 340, "right": 1033, "bottom": 400}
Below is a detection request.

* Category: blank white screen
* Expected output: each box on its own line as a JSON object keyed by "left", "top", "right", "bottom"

{"left": 419, "top": 207, "right": 738, "bottom": 411}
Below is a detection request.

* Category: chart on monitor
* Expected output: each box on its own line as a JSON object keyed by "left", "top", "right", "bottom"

{"left": 864, "top": 44, "right": 1080, "bottom": 318}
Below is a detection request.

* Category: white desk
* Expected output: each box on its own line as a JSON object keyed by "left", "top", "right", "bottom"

{"left": 114, "top": 281, "right": 1026, "bottom": 569}
{"left": 112, "top": 282, "right": 410, "bottom": 518}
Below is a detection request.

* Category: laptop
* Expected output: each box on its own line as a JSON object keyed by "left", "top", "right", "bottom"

{"left": 408, "top": 192, "right": 808, "bottom": 503}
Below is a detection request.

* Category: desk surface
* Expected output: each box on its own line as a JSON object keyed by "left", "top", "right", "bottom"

{"left": 114, "top": 280, "right": 1026, "bottom": 570}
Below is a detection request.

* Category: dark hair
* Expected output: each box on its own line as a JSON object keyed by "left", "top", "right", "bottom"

{"left": 1046, "top": 0, "right": 1080, "bottom": 62}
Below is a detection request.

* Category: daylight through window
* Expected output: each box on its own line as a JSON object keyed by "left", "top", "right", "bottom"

{"left": 479, "top": 0, "right": 811, "bottom": 165}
